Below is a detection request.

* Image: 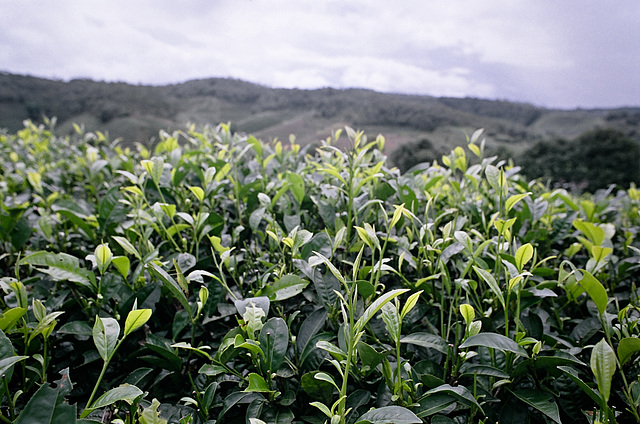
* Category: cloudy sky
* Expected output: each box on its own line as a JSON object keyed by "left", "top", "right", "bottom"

{"left": 1, "top": 1, "right": 639, "bottom": 109}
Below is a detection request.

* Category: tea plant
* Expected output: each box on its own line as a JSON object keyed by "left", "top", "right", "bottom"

{"left": 0, "top": 121, "right": 639, "bottom": 423}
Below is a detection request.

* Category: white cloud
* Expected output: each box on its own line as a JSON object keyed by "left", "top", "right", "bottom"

{"left": 0, "top": 0, "right": 638, "bottom": 107}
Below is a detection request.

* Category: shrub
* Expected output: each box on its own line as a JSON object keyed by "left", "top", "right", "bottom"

{"left": 520, "top": 128, "right": 640, "bottom": 192}
{"left": 0, "top": 122, "right": 639, "bottom": 423}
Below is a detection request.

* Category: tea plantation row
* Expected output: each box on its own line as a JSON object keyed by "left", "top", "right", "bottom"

{"left": 0, "top": 121, "right": 639, "bottom": 423}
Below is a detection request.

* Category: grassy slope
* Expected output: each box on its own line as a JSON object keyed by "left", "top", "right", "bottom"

{"left": 1, "top": 72, "right": 638, "bottom": 154}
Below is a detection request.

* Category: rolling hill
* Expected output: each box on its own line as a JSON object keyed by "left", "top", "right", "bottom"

{"left": 1, "top": 71, "right": 638, "bottom": 158}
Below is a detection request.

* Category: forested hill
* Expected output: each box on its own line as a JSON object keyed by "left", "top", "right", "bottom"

{"left": 1, "top": 71, "right": 638, "bottom": 155}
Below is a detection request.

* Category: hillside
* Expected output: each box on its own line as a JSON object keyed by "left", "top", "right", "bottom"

{"left": 1, "top": 72, "right": 639, "bottom": 156}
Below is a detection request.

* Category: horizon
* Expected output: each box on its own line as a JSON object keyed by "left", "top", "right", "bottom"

{"left": 4, "top": 69, "right": 639, "bottom": 112}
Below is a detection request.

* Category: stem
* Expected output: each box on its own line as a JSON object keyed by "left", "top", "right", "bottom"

{"left": 603, "top": 327, "right": 640, "bottom": 422}
{"left": 394, "top": 336, "right": 403, "bottom": 405}
{"left": 42, "top": 337, "right": 48, "bottom": 383}
{"left": 2, "top": 375, "right": 15, "bottom": 421}
{"left": 82, "top": 338, "right": 126, "bottom": 417}
{"left": 84, "top": 360, "right": 110, "bottom": 414}
{"left": 337, "top": 284, "right": 357, "bottom": 424}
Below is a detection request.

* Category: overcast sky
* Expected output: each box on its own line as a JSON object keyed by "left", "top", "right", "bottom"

{"left": 1, "top": 1, "right": 639, "bottom": 109}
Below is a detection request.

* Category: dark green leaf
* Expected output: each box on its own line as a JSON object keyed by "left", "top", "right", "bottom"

{"left": 244, "top": 373, "right": 272, "bottom": 393}
{"left": 259, "top": 317, "right": 289, "bottom": 372}
{"left": 459, "top": 333, "right": 528, "bottom": 357}
{"left": 558, "top": 366, "right": 604, "bottom": 409}
{"left": 313, "top": 272, "right": 340, "bottom": 310}
{"left": 58, "top": 321, "right": 94, "bottom": 338}
{"left": 357, "top": 341, "right": 386, "bottom": 374}
{"left": 511, "top": 388, "right": 561, "bottom": 424}
{"left": 52, "top": 201, "right": 96, "bottom": 239}
{"left": 0, "top": 355, "right": 28, "bottom": 378}
{"left": 19, "top": 251, "right": 95, "bottom": 289}
{"left": 415, "top": 393, "right": 457, "bottom": 417}
{"left": 14, "top": 382, "right": 77, "bottom": 424}
{"left": 400, "top": 332, "right": 448, "bottom": 354}
{"left": 256, "top": 274, "right": 309, "bottom": 301}
{"left": 296, "top": 308, "right": 327, "bottom": 358}
{"left": 356, "top": 405, "right": 421, "bottom": 424}
{"left": 87, "top": 384, "right": 143, "bottom": 412}
{"left": 460, "top": 364, "right": 509, "bottom": 379}
{"left": 147, "top": 262, "right": 192, "bottom": 316}
{"left": 301, "top": 371, "right": 334, "bottom": 406}
{"left": 424, "top": 384, "right": 483, "bottom": 413}
{"left": 511, "top": 353, "right": 586, "bottom": 378}
{"left": 473, "top": 266, "right": 506, "bottom": 309}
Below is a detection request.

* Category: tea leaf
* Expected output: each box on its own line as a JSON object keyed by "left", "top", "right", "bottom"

{"left": 314, "top": 371, "right": 340, "bottom": 391}
{"left": 505, "top": 193, "right": 530, "bottom": 213}
{"left": 147, "top": 262, "right": 192, "bottom": 316}
{"left": 460, "top": 333, "right": 528, "bottom": 357}
{"left": 310, "top": 251, "right": 346, "bottom": 285}
{"left": 0, "top": 355, "right": 28, "bottom": 378}
{"left": 259, "top": 317, "right": 289, "bottom": 372}
{"left": 355, "top": 405, "right": 421, "bottom": 424}
{"left": 400, "top": 290, "right": 423, "bottom": 320}
{"left": 0, "top": 307, "right": 27, "bottom": 332}
{"left": 573, "top": 219, "right": 605, "bottom": 246}
{"left": 19, "top": 251, "right": 95, "bottom": 289}
{"left": 380, "top": 302, "right": 400, "bottom": 344}
{"left": 400, "top": 332, "right": 448, "bottom": 354}
{"left": 256, "top": 274, "right": 309, "bottom": 301}
{"left": 111, "top": 256, "right": 130, "bottom": 279}
{"left": 590, "top": 338, "right": 616, "bottom": 402}
{"left": 485, "top": 165, "right": 500, "bottom": 190}
{"left": 286, "top": 172, "right": 305, "bottom": 204}
{"left": 244, "top": 373, "right": 272, "bottom": 393}
{"left": 459, "top": 303, "right": 475, "bottom": 325}
{"left": 94, "top": 243, "right": 113, "bottom": 275}
{"left": 515, "top": 243, "right": 534, "bottom": 272}
{"left": 617, "top": 337, "right": 640, "bottom": 365}
{"left": 138, "top": 399, "right": 168, "bottom": 424}
{"left": 355, "top": 288, "right": 409, "bottom": 333}
{"left": 111, "top": 236, "right": 142, "bottom": 260}
{"left": 14, "top": 381, "right": 77, "bottom": 424}
{"left": 511, "top": 389, "right": 561, "bottom": 424}
{"left": 88, "top": 384, "right": 143, "bottom": 411}
{"left": 473, "top": 266, "right": 506, "bottom": 309}
{"left": 576, "top": 270, "right": 608, "bottom": 315}
{"left": 93, "top": 316, "right": 120, "bottom": 361}
{"left": 124, "top": 308, "right": 152, "bottom": 337}
{"left": 188, "top": 186, "right": 205, "bottom": 202}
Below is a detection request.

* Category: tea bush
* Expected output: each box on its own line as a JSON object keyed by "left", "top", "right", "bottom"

{"left": 0, "top": 121, "right": 639, "bottom": 423}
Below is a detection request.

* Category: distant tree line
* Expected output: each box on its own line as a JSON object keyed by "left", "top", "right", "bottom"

{"left": 519, "top": 128, "right": 640, "bottom": 191}
{"left": 392, "top": 128, "right": 640, "bottom": 192}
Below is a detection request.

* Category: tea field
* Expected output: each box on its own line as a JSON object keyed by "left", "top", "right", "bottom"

{"left": 0, "top": 121, "right": 639, "bottom": 423}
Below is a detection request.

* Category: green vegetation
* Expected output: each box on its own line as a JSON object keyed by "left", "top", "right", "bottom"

{"left": 2, "top": 72, "right": 639, "bottom": 153}
{"left": 1, "top": 121, "right": 639, "bottom": 423}
{"left": 519, "top": 128, "right": 640, "bottom": 192}
{"left": 393, "top": 128, "right": 640, "bottom": 193}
